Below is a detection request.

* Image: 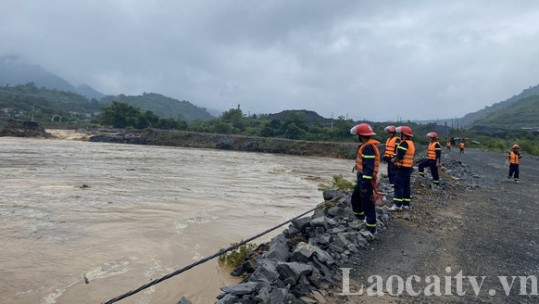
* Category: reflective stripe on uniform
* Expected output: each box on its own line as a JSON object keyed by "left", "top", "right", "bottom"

{"left": 355, "top": 139, "right": 381, "bottom": 175}
{"left": 397, "top": 140, "right": 415, "bottom": 168}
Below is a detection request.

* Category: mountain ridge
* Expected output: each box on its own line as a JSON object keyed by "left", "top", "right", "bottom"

{"left": 0, "top": 55, "right": 104, "bottom": 100}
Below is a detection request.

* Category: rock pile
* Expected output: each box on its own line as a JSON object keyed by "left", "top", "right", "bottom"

{"left": 0, "top": 120, "right": 51, "bottom": 138}
{"left": 213, "top": 190, "right": 391, "bottom": 304}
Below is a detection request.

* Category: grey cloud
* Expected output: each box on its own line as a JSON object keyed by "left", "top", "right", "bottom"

{"left": 1, "top": 0, "right": 539, "bottom": 120}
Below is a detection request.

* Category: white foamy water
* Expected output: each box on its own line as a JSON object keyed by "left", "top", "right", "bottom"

{"left": 0, "top": 136, "right": 353, "bottom": 304}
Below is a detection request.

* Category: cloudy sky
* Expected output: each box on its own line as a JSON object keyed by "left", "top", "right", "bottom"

{"left": 1, "top": 1, "right": 539, "bottom": 121}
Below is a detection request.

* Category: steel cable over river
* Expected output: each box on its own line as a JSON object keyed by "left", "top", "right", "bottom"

{"left": 0, "top": 135, "right": 352, "bottom": 304}
{"left": 103, "top": 207, "right": 317, "bottom": 304}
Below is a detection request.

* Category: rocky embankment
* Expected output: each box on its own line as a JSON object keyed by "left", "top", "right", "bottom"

{"left": 0, "top": 120, "right": 52, "bottom": 138}
{"left": 211, "top": 189, "right": 391, "bottom": 304}
{"left": 201, "top": 157, "right": 478, "bottom": 304}
{"left": 88, "top": 128, "right": 358, "bottom": 158}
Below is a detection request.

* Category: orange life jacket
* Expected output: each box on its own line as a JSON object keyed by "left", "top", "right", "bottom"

{"left": 446, "top": 142, "right": 451, "bottom": 147}
{"left": 428, "top": 142, "right": 441, "bottom": 160}
{"left": 355, "top": 139, "right": 380, "bottom": 178}
{"left": 384, "top": 136, "right": 400, "bottom": 158}
{"left": 396, "top": 140, "right": 415, "bottom": 168}
{"left": 509, "top": 151, "right": 520, "bottom": 165}
{"left": 459, "top": 142, "right": 465, "bottom": 149}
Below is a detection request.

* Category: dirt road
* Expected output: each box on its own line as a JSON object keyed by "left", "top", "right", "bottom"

{"left": 332, "top": 148, "right": 539, "bottom": 303}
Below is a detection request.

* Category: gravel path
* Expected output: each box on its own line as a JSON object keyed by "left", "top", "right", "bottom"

{"left": 331, "top": 148, "right": 539, "bottom": 304}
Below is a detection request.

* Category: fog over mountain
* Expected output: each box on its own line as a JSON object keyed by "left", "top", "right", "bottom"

{"left": 0, "top": 55, "right": 103, "bottom": 100}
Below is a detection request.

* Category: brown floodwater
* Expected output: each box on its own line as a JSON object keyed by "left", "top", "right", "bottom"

{"left": 0, "top": 134, "right": 355, "bottom": 304}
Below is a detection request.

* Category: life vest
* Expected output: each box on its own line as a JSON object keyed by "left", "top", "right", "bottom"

{"left": 355, "top": 139, "right": 380, "bottom": 177}
{"left": 446, "top": 142, "right": 451, "bottom": 147}
{"left": 427, "top": 142, "right": 441, "bottom": 160}
{"left": 459, "top": 142, "right": 465, "bottom": 149}
{"left": 509, "top": 151, "right": 520, "bottom": 165}
{"left": 396, "top": 140, "right": 415, "bottom": 168}
{"left": 384, "top": 136, "right": 400, "bottom": 158}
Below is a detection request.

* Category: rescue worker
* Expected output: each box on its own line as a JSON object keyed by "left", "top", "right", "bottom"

{"left": 383, "top": 125, "right": 401, "bottom": 187}
{"left": 459, "top": 141, "right": 465, "bottom": 154}
{"left": 350, "top": 123, "right": 380, "bottom": 239}
{"left": 507, "top": 144, "right": 522, "bottom": 183}
{"left": 446, "top": 141, "right": 451, "bottom": 151}
{"left": 389, "top": 126, "right": 415, "bottom": 211}
{"left": 418, "top": 132, "right": 442, "bottom": 185}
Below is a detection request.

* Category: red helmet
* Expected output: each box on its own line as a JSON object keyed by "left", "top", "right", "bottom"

{"left": 512, "top": 144, "right": 520, "bottom": 149}
{"left": 384, "top": 125, "right": 397, "bottom": 133}
{"left": 352, "top": 123, "right": 376, "bottom": 136}
{"left": 397, "top": 126, "right": 413, "bottom": 137}
{"left": 426, "top": 132, "right": 439, "bottom": 139}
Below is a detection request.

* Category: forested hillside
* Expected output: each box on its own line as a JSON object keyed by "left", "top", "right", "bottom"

{"left": 100, "top": 93, "right": 212, "bottom": 121}
{"left": 0, "top": 83, "right": 213, "bottom": 123}
{"left": 460, "top": 84, "right": 539, "bottom": 126}
{"left": 0, "top": 83, "right": 100, "bottom": 121}
{"left": 470, "top": 94, "right": 539, "bottom": 130}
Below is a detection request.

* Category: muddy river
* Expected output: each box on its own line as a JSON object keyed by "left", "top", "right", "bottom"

{"left": 0, "top": 134, "right": 354, "bottom": 304}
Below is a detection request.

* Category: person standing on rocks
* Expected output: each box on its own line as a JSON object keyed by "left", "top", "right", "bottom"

{"left": 389, "top": 126, "right": 415, "bottom": 211}
{"left": 417, "top": 132, "right": 442, "bottom": 185}
{"left": 383, "top": 125, "right": 400, "bottom": 187}
{"left": 507, "top": 144, "right": 522, "bottom": 183}
{"left": 350, "top": 123, "right": 380, "bottom": 238}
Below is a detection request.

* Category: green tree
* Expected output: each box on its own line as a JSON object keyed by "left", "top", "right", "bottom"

{"left": 136, "top": 110, "right": 160, "bottom": 129}
{"left": 283, "top": 122, "right": 305, "bottom": 139}
{"left": 99, "top": 101, "right": 141, "bottom": 128}
{"left": 155, "top": 117, "right": 178, "bottom": 129}
{"left": 282, "top": 112, "right": 307, "bottom": 131}
{"left": 221, "top": 107, "right": 244, "bottom": 130}
{"left": 260, "top": 119, "right": 281, "bottom": 137}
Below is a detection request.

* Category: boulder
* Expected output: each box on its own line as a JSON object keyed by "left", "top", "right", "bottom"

{"left": 220, "top": 282, "right": 258, "bottom": 295}
{"left": 177, "top": 296, "right": 192, "bottom": 304}
{"left": 291, "top": 242, "right": 316, "bottom": 262}
{"left": 254, "top": 287, "right": 271, "bottom": 304}
{"left": 265, "top": 235, "right": 290, "bottom": 262}
{"left": 291, "top": 217, "right": 311, "bottom": 230}
{"left": 249, "top": 260, "right": 279, "bottom": 283}
{"left": 276, "top": 262, "right": 313, "bottom": 283}
{"left": 269, "top": 288, "right": 289, "bottom": 304}
{"left": 322, "top": 190, "right": 343, "bottom": 201}
{"left": 216, "top": 293, "right": 239, "bottom": 304}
